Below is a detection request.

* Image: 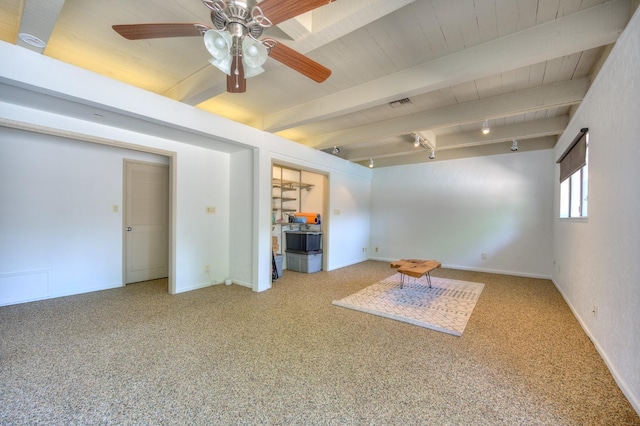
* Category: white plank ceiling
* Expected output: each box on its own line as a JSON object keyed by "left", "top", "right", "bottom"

{"left": 1, "top": 0, "right": 636, "bottom": 167}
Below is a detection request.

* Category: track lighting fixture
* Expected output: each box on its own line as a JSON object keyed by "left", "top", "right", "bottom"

{"left": 511, "top": 139, "right": 518, "bottom": 151}
{"left": 482, "top": 120, "right": 490, "bottom": 135}
{"left": 332, "top": 146, "right": 340, "bottom": 154}
{"left": 369, "top": 158, "right": 374, "bottom": 168}
{"left": 411, "top": 132, "right": 436, "bottom": 160}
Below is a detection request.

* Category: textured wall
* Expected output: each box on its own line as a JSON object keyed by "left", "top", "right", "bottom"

{"left": 370, "top": 149, "right": 554, "bottom": 278}
{"left": 552, "top": 8, "right": 640, "bottom": 414}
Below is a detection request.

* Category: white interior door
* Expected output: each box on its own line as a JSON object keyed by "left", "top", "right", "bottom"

{"left": 124, "top": 160, "right": 169, "bottom": 284}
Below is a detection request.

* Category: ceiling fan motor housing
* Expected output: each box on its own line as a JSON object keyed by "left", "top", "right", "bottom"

{"left": 210, "top": 0, "right": 265, "bottom": 40}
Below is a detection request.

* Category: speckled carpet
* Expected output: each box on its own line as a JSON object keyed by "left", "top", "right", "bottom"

{"left": 1, "top": 261, "right": 639, "bottom": 425}
{"left": 333, "top": 273, "right": 484, "bottom": 336}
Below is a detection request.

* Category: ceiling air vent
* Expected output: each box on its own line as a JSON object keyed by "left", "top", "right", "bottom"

{"left": 388, "top": 98, "right": 412, "bottom": 108}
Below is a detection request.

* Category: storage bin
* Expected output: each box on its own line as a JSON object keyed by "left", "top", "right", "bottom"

{"left": 285, "top": 249, "right": 323, "bottom": 273}
{"left": 285, "top": 232, "right": 322, "bottom": 252}
{"left": 274, "top": 254, "right": 283, "bottom": 278}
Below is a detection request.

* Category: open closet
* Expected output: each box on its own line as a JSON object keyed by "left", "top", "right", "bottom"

{"left": 272, "top": 164, "right": 326, "bottom": 278}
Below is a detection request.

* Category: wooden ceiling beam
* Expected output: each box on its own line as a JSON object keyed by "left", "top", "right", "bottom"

{"left": 344, "top": 116, "right": 569, "bottom": 161}
{"left": 263, "top": 0, "right": 630, "bottom": 133}
{"left": 357, "top": 136, "right": 558, "bottom": 168}
{"left": 16, "top": 0, "right": 66, "bottom": 53}
{"left": 311, "top": 78, "right": 588, "bottom": 149}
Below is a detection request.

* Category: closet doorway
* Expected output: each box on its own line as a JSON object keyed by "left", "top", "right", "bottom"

{"left": 272, "top": 164, "right": 327, "bottom": 275}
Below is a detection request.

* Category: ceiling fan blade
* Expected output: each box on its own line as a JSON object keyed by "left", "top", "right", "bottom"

{"left": 259, "top": 0, "right": 336, "bottom": 26}
{"left": 268, "top": 43, "right": 331, "bottom": 83}
{"left": 112, "top": 23, "right": 207, "bottom": 40}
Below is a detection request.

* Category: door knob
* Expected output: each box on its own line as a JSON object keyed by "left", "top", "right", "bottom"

{"left": 126, "top": 227, "right": 132, "bottom": 231}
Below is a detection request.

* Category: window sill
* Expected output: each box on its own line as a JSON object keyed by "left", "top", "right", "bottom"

{"left": 558, "top": 217, "right": 588, "bottom": 223}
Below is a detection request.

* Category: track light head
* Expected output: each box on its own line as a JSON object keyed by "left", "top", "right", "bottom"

{"left": 413, "top": 134, "right": 420, "bottom": 147}
{"left": 429, "top": 148, "right": 435, "bottom": 160}
{"left": 369, "top": 158, "right": 374, "bottom": 168}
{"left": 482, "top": 120, "right": 490, "bottom": 135}
{"left": 332, "top": 146, "right": 340, "bottom": 154}
{"left": 511, "top": 139, "right": 518, "bottom": 151}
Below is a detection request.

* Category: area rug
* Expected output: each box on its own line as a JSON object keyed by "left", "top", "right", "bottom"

{"left": 333, "top": 273, "right": 484, "bottom": 336}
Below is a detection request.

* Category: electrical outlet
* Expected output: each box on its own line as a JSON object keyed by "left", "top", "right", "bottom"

{"left": 375, "top": 247, "right": 379, "bottom": 252}
{"left": 592, "top": 304, "right": 598, "bottom": 319}
{"left": 206, "top": 206, "right": 216, "bottom": 214}
{"left": 112, "top": 205, "right": 119, "bottom": 213}
{"left": 205, "top": 264, "right": 210, "bottom": 273}
{"left": 481, "top": 253, "right": 487, "bottom": 260}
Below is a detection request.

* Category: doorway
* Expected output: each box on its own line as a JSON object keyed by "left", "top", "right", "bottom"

{"left": 271, "top": 164, "right": 327, "bottom": 276}
{"left": 123, "top": 160, "right": 169, "bottom": 284}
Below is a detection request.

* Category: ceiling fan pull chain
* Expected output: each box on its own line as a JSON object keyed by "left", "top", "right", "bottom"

{"left": 234, "top": 47, "right": 240, "bottom": 89}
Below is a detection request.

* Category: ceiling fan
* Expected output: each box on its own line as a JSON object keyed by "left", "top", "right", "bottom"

{"left": 112, "top": 0, "right": 334, "bottom": 93}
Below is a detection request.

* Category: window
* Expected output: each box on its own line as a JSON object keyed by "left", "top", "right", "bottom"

{"left": 557, "top": 129, "right": 589, "bottom": 218}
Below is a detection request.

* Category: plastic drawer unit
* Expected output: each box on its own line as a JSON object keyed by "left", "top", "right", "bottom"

{"left": 285, "top": 249, "right": 323, "bottom": 273}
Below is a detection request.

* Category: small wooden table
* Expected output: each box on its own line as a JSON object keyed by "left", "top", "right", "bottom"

{"left": 390, "top": 259, "right": 442, "bottom": 289}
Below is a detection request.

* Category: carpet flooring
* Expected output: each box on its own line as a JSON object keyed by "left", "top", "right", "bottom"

{"left": 333, "top": 273, "right": 484, "bottom": 336}
{"left": 0, "top": 261, "right": 638, "bottom": 425}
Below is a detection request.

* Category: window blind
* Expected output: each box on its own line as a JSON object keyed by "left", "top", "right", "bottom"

{"left": 557, "top": 128, "right": 588, "bottom": 182}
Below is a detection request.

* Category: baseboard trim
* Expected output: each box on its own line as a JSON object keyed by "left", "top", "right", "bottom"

{"left": 551, "top": 278, "right": 640, "bottom": 417}
{"left": 367, "top": 257, "right": 552, "bottom": 280}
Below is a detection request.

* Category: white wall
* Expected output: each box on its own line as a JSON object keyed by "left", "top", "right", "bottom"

{"left": 173, "top": 143, "right": 231, "bottom": 291}
{"left": 0, "top": 128, "right": 169, "bottom": 304}
{"left": 327, "top": 172, "right": 371, "bottom": 270}
{"left": 0, "top": 40, "right": 373, "bottom": 301}
{"left": 299, "top": 170, "right": 325, "bottom": 216}
{"left": 0, "top": 123, "right": 233, "bottom": 305}
{"left": 370, "top": 150, "right": 554, "bottom": 278}
{"left": 229, "top": 149, "right": 255, "bottom": 286}
{"left": 552, "top": 8, "right": 640, "bottom": 413}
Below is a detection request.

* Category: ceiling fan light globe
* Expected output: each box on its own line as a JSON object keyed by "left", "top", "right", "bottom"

{"left": 244, "top": 65, "right": 265, "bottom": 78}
{"left": 209, "top": 56, "right": 232, "bottom": 76}
{"left": 242, "top": 38, "right": 268, "bottom": 71}
{"left": 214, "top": 37, "right": 226, "bottom": 50}
{"left": 204, "top": 30, "right": 232, "bottom": 60}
